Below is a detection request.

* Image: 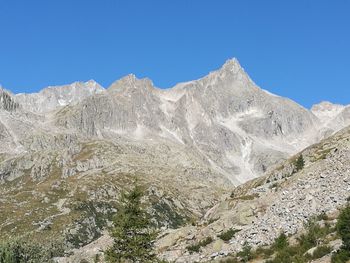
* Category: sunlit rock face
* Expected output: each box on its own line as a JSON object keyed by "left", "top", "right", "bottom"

{"left": 0, "top": 59, "right": 349, "bottom": 185}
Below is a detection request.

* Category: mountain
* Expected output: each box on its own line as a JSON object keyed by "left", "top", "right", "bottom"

{"left": 0, "top": 58, "right": 349, "bottom": 261}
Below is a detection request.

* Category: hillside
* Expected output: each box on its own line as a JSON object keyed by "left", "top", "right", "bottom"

{"left": 156, "top": 125, "right": 350, "bottom": 262}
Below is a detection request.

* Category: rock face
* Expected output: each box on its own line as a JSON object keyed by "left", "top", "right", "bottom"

{"left": 7, "top": 58, "right": 346, "bottom": 184}
{"left": 0, "top": 58, "right": 349, "bottom": 260}
{"left": 1, "top": 59, "right": 349, "bottom": 185}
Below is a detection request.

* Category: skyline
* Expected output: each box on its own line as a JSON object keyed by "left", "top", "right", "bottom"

{"left": 0, "top": 0, "right": 349, "bottom": 108}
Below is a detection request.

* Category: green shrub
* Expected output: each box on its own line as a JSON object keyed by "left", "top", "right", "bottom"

{"left": 310, "top": 245, "right": 331, "bottom": 260}
{"left": 186, "top": 237, "right": 213, "bottom": 254}
{"left": 237, "top": 242, "right": 252, "bottom": 262}
{"left": 253, "top": 246, "right": 274, "bottom": 258}
{"left": 218, "top": 229, "right": 240, "bottom": 242}
{"left": 331, "top": 249, "right": 350, "bottom": 263}
{"left": 293, "top": 155, "right": 305, "bottom": 174}
{"left": 273, "top": 233, "right": 288, "bottom": 250}
{"left": 298, "top": 220, "right": 332, "bottom": 251}
{"left": 0, "top": 239, "right": 63, "bottom": 263}
{"left": 186, "top": 243, "right": 201, "bottom": 253}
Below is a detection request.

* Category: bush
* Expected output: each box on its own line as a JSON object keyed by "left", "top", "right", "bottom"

{"left": 253, "top": 246, "right": 274, "bottom": 259}
{"left": 310, "top": 245, "right": 331, "bottom": 260}
{"left": 186, "top": 237, "right": 213, "bottom": 254}
{"left": 293, "top": 155, "right": 304, "bottom": 174}
{"left": 331, "top": 249, "right": 350, "bottom": 263}
{"left": 298, "top": 220, "right": 332, "bottom": 251}
{"left": 273, "top": 233, "right": 288, "bottom": 250}
{"left": 0, "top": 239, "right": 63, "bottom": 263}
{"left": 237, "top": 242, "right": 252, "bottom": 263}
{"left": 218, "top": 229, "right": 240, "bottom": 242}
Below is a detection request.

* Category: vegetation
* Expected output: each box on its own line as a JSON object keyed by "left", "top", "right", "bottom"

{"left": 105, "top": 185, "right": 158, "bottom": 263}
{"left": 186, "top": 237, "right": 213, "bottom": 253}
{"left": 311, "top": 245, "right": 332, "bottom": 260}
{"left": 221, "top": 202, "right": 350, "bottom": 263}
{"left": 218, "top": 229, "right": 240, "bottom": 242}
{"left": 0, "top": 238, "right": 64, "bottom": 263}
{"left": 332, "top": 204, "right": 350, "bottom": 263}
{"left": 293, "top": 155, "right": 305, "bottom": 174}
{"left": 218, "top": 214, "right": 337, "bottom": 263}
{"left": 272, "top": 233, "right": 288, "bottom": 250}
{"left": 232, "top": 194, "right": 259, "bottom": 201}
{"left": 237, "top": 242, "right": 252, "bottom": 262}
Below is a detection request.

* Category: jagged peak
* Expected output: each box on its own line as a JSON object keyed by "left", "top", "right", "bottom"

{"left": 205, "top": 57, "right": 249, "bottom": 81}
{"left": 108, "top": 74, "right": 154, "bottom": 92}
{"left": 221, "top": 57, "right": 242, "bottom": 72}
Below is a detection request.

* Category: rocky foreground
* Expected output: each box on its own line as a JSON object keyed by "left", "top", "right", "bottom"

{"left": 156, "top": 125, "right": 350, "bottom": 262}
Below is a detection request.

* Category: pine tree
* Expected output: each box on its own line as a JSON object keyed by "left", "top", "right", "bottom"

{"left": 105, "top": 185, "right": 157, "bottom": 263}
{"left": 331, "top": 204, "right": 350, "bottom": 262}
{"left": 337, "top": 204, "right": 350, "bottom": 250}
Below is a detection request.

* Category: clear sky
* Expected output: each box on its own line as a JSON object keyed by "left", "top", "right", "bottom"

{"left": 0, "top": 1, "right": 349, "bottom": 108}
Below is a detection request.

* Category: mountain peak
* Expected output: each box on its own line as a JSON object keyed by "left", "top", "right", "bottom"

{"left": 220, "top": 57, "right": 243, "bottom": 73}
{"left": 108, "top": 74, "right": 154, "bottom": 93}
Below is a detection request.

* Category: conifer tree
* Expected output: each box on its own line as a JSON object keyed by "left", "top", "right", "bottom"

{"left": 105, "top": 185, "right": 157, "bottom": 263}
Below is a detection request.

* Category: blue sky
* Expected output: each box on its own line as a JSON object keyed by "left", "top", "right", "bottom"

{"left": 0, "top": 0, "right": 349, "bottom": 108}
